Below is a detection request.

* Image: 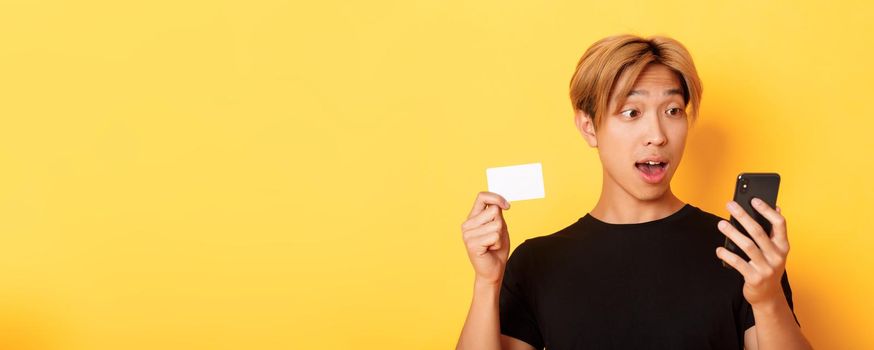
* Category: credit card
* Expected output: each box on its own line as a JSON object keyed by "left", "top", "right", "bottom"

{"left": 486, "top": 162, "right": 545, "bottom": 202}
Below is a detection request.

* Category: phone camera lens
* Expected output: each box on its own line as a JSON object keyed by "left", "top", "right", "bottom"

{"left": 740, "top": 179, "right": 749, "bottom": 193}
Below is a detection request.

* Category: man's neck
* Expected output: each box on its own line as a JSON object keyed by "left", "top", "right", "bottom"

{"left": 589, "top": 176, "right": 686, "bottom": 224}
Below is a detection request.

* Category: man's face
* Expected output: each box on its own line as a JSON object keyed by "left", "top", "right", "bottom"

{"left": 588, "top": 63, "right": 690, "bottom": 201}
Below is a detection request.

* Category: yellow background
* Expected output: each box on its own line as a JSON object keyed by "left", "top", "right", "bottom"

{"left": 1, "top": 0, "right": 872, "bottom": 348}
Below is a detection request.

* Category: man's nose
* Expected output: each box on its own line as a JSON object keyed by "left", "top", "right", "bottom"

{"left": 644, "top": 114, "right": 667, "bottom": 146}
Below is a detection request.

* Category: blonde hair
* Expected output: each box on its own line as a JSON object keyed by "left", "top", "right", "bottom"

{"left": 569, "top": 34, "right": 703, "bottom": 129}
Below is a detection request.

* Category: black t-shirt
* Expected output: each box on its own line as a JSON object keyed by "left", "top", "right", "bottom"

{"left": 499, "top": 204, "right": 797, "bottom": 349}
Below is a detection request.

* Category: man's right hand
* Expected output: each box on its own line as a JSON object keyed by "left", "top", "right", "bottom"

{"left": 461, "top": 191, "right": 511, "bottom": 286}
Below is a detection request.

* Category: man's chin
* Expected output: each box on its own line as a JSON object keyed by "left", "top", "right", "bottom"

{"left": 631, "top": 184, "right": 672, "bottom": 202}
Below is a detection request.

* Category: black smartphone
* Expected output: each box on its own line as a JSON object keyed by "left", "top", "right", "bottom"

{"left": 723, "top": 173, "right": 780, "bottom": 268}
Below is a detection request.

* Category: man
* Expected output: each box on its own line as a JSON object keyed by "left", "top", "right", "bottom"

{"left": 456, "top": 34, "right": 812, "bottom": 349}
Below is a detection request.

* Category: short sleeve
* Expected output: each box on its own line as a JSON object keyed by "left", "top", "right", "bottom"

{"left": 499, "top": 242, "right": 544, "bottom": 349}
{"left": 740, "top": 269, "right": 800, "bottom": 331}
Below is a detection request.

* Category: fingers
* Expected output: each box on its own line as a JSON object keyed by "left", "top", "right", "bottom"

{"left": 463, "top": 218, "right": 503, "bottom": 243}
{"left": 461, "top": 204, "right": 500, "bottom": 231}
{"left": 726, "top": 201, "right": 780, "bottom": 261}
{"left": 751, "top": 198, "right": 789, "bottom": 254}
{"left": 717, "top": 219, "right": 768, "bottom": 266}
{"left": 488, "top": 209, "right": 508, "bottom": 251}
{"left": 716, "top": 246, "right": 755, "bottom": 277}
{"left": 469, "top": 231, "right": 502, "bottom": 255}
{"left": 468, "top": 191, "right": 510, "bottom": 219}
{"left": 464, "top": 220, "right": 503, "bottom": 255}
{"left": 462, "top": 192, "right": 510, "bottom": 257}
{"left": 487, "top": 224, "right": 508, "bottom": 251}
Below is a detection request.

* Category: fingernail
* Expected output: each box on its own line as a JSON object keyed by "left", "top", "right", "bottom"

{"left": 751, "top": 197, "right": 762, "bottom": 206}
{"left": 718, "top": 220, "right": 727, "bottom": 229}
{"left": 726, "top": 201, "right": 739, "bottom": 211}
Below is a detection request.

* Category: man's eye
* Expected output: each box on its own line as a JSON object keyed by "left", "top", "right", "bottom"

{"left": 620, "top": 109, "right": 640, "bottom": 118}
{"left": 666, "top": 107, "right": 684, "bottom": 116}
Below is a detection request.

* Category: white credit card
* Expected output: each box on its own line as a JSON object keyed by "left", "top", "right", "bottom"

{"left": 486, "top": 162, "right": 545, "bottom": 202}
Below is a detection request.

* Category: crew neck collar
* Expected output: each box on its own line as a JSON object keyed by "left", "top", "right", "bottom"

{"left": 579, "top": 203, "right": 696, "bottom": 229}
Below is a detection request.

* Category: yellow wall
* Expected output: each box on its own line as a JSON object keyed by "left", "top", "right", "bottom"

{"left": 0, "top": 0, "right": 871, "bottom": 348}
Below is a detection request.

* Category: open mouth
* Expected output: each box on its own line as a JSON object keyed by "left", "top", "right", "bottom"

{"left": 635, "top": 160, "right": 667, "bottom": 174}
{"left": 635, "top": 160, "right": 668, "bottom": 183}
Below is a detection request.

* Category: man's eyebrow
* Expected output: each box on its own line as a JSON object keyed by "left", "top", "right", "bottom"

{"left": 627, "top": 88, "right": 684, "bottom": 97}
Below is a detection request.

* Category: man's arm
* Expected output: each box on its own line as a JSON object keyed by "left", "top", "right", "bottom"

{"left": 456, "top": 280, "right": 536, "bottom": 350}
{"left": 456, "top": 192, "right": 536, "bottom": 350}
{"left": 742, "top": 300, "right": 812, "bottom": 350}
{"left": 717, "top": 199, "right": 812, "bottom": 350}
{"left": 457, "top": 280, "right": 502, "bottom": 349}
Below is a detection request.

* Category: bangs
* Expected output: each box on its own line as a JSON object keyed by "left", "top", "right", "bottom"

{"left": 569, "top": 34, "right": 703, "bottom": 129}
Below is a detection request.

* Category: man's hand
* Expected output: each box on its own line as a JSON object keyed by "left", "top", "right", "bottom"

{"left": 461, "top": 191, "right": 511, "bottom": 286}
{"left": 716, "top": 198, "right": 790, "bottom": 307}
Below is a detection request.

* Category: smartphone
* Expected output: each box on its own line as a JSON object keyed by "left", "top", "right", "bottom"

{"left": 723, "top": 173, "right": 780, "bottom": 268}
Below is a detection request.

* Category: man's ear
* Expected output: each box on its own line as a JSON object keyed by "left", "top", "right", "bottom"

{"left": 574, "top": 110, "right": 598, "bottom": 148}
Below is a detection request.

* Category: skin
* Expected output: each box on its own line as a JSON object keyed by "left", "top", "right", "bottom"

{"left": 577, "top": 62, "right": 689, "bottom": 224}
{"left": 456, "top": 63, "right": 812, "bottom": 350}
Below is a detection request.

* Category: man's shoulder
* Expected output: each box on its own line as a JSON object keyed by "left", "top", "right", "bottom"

{"left": 505, "top": 224, "right": 577, "bottom": 274}
{"left": 510, "top": 219, "right": 584, "bottom": 256}
{"left": 686, "top": 204, "right": 726, "bottom": 225}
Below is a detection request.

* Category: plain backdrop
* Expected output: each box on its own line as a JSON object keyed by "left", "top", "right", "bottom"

{"left": 1, "top": 0, "right": 872, "bottom": 348}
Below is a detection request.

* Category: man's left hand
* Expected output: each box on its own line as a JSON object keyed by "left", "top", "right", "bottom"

{"left": 716, "top": 198, "right": 791, "bottom": 307}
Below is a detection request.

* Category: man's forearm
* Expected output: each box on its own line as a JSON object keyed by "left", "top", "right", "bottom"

{"left": 752, "top": 298, "right": 813, "bottom": 350}
{"left": 456, "top": 279, "right": 502, "bottom": 350}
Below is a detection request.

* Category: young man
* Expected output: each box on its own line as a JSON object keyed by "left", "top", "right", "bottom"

{"left": 456, "top": 35, "right": 812, "bottom": 350}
